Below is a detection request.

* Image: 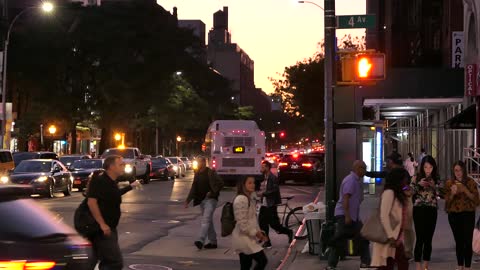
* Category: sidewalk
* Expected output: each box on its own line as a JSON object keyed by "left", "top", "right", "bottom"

{"left": 282, "top": 194, "right": 476, "bottom": 270}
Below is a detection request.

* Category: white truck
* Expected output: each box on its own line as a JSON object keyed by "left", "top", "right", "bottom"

{"left": 101, "top": 147, "right": 151, "bottom": 184}
{"left": 203, "top": 120, "right": 266, "bottom": 186}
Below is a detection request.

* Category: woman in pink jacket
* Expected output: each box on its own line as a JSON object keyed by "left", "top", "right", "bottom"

{"left": 371, "top": 168, "right": 414, "bottom": 270}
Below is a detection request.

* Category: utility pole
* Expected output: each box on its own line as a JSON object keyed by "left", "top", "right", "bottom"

{"left": 0, "top": 0, "right": 7, "bottom": 149}
{"left": 323, "top": 0, "right": 336, "bottom": 221}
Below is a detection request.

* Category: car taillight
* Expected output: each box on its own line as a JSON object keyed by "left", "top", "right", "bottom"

{"left": 278, "top": 162, "right": 288, "bottom": 167}
{"left": 302, "top": 163, "right": 313, "bottom": 168}
{"left": 212, "top": 157, "right": 216, "bottom": 168}
{"left": 0, "top": 261, "right": 56, "bottom": 270}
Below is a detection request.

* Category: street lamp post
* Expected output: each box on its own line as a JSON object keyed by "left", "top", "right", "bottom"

{"left": 176, "top": 136, "right": 182, "bottom": 156}
{"left": 0, "top": 2, "right": 54, "bottom": 149}
{"left": 48, "top": 125, "right": 56, "bottom": 151}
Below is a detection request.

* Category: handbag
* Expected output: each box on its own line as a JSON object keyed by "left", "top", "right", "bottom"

{"left": 473, "top": 218, "right": 480, "bottom": 254}
{"left": 74, "top": 198, "right": 101, "bottom": 238}
{"left": 360, "top": 194, "right": 398, "bottom": 243}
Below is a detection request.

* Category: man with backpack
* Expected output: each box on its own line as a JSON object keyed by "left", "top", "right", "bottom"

{"left": 185, "top": 156, "right": 224, "bottom": 250}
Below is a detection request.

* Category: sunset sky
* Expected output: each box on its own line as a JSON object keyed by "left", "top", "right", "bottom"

{"left": 158, "top": 0, "right": 366, "bottom": 94}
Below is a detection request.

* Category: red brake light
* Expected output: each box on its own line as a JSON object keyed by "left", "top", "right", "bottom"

{"left": 0, "top": 261, "right": 56, "bottom": 270}
{"left": 279, "top": 162, "right": 288, "bottom": 167}
{"left": 292, "top": 153, "right": 299, "bottom": 159}
{"left": 302, "top": 163, "right": 313, "bottom": 168}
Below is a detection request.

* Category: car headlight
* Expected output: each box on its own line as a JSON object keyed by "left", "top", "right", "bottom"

{"left": 192, "top": 161, "right": 198, "bottom": 170}
{"left": 35, "top": 176, "right": 48, "bottom": 182}
{"left": 0, "top": 176, "right": 9, "bottom": 184}
{"left": 125, "top": 164, "right": 133, "bottom": 174}
{"left": 173, "top": 165, "right": 178, "bottom": 171}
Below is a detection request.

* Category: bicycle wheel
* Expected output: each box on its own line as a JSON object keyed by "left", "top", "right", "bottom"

{"left": 285, "top": 206, "right": 307, "bottom": 240}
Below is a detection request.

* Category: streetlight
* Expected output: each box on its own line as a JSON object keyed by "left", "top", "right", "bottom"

{"left": 176, "top": 136, "right": 182, "bottom": 156}
{"left": 297, "top": 0, "right": 325, "bottom": 10}
{"left": 48, "top": 125, "right": 56, "bottom": 135}
{"left": 114, "top": 132, "right": 125, "bottom": 148}
{"left": 0, "top": 1, "right": 54, "bottom": 148}
{"left": 114, "top": 133, "right": 122, "bottom": 141}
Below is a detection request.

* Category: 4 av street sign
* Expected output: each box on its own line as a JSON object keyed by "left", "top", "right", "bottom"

{"left": 337, "top": 15, "right": 376, "bottom": 29}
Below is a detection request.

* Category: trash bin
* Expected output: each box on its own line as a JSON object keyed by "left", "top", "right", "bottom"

{"left": 305, "top": 212, "right": 322, "bottom": 255}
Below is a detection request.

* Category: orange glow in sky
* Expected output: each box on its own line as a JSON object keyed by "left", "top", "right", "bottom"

{"left": 158, "top": 0, "right": 366, "bottom": 94}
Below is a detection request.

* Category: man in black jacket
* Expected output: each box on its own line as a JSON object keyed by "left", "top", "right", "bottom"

{"left": 258, "top": 161, "right": 293, "bottom": 248}
{"left": 185, "top": 156, "right": 224, "bottom": 250}
{"left": 87, "top": 155, "right": 140, "bottom": 270}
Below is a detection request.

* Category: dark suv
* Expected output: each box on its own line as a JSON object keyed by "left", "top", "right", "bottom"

{"left": 277, "top": 153, "right": 319, "bottom": 185}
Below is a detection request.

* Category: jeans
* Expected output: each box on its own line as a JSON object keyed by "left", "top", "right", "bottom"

{"left": 199, "top": 198, "right": 218, "bottom": 244}
{"left": 88, "top": 229, "right": 123, "bottom": 270}
{"left": 448, "top": 211, "right": 475, "bottom": 267}
{"left": 413, "top": 206, "right": 437, "bottom": 262}
{"left": 239, "top": 251, "right": 268, "bottom": 270}
{"left": 327, "top": 216, "right": 370, "bottom": 268}
{"left": 378, "top": 244, "right": 409, "bottom": 270}
{"left": 258, "top": 206, "right": 291, "bottom": 240}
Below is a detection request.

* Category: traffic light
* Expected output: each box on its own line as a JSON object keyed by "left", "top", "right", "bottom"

{"left": 340, "top": 52, "right": 386, "bottom": 83}
{"left": 279, "top": 131, "right": 285, "bottom": 138}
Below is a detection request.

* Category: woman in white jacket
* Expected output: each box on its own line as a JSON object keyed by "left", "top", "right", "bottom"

{"left": 232, "top": 176, "right": 268, "bottom": 270}
{"left": 371, "top": 168, "right": 415, "bottom": 270}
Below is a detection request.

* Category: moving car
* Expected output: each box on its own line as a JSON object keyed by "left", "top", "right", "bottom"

{"left": 150, "top": 157, "right": 175, "bottom": 180}
{"left": 59, "top": 154, "right": 92, "bottom": 169}
{"left": 102, "top": 147, "right": 151, "bottom": 184}
{"left": 180, "top": 157, "right": 193, "bottom": 170}
{"left": 69, "top": 159, "right": 104, "bottom": 191}
{"left": 13, "top": 152, "right": 58, "bottom": 167}
{"left": 8, "top": 159, "right": 73, "bottom": 198}
{"left": 0, "top": 185, "right": 92, "bottom": 269}
{"left": 165, "top": 157, "right": 185, "bottom": 178}
{"left": 0, "top": 149, "right": 14, "bottom": 175}
{"left": 277, "top": 153, "right": 318, "bottom": 185}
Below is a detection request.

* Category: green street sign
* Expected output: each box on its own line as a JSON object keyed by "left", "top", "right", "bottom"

{"left": 337, "top": 15, "right": 376, "bottom": 29}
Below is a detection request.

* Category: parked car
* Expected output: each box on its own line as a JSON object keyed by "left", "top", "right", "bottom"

{"left": 0, "top": 150, "right": 14, "bottom": 179}
{"left": 150, "top": 157, "right": 175, "bottom": 180}
{"left": 277, "top": 153, "right": 318, "bottom": 185}
{"left": 7, "top": 159, "right": 73, "bottom": 198}
{"left": 69, "top": 159, "right": 104, "bottom": 191}
{"left": 13, "top": 152, "right": 58, "bottom": 167}
{"left": 165, "top": 157, "right": 185, "bottom": 178}
{"left": 0, "top": 185, "right": 92, "bottom": 269}
{"left": 180, "top": 157, "right": 193, "bottom": 170}
{"left": 59, "top": 154, "right": 92, "bottom": 169}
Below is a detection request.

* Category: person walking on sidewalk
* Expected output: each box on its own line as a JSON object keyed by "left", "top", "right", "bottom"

{"left": 86, "top": 155, "right": 141, "bottom": 270}
{"left": 417, "top": 148, "right": 427, "bottom": 166}
{"left": 325, "top": 160, "right": 371, "bottom": 270}
{"left": 258, "top": 161, "right": 293, "bottom": 248}
{"left": 232, "top": 176, "right": 269, "bottom": 270}
{"left": 185, "top": 156, "right": 224, "bottom": 250}
{"left": 371, "top": 168, "right": 414, "bottom": 270}
{"left": 445, "top": 160, "right": 480, "bottom": 270}
{"left": 410, "top": 155, "right": 438, "bottom": 270}
{"left": 404, "top": 153, "right": 418, "bottom": 178}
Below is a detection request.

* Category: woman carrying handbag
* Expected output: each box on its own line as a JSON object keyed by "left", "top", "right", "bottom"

{"left": 371, "top": 168, "right": 414, "bottom": 270}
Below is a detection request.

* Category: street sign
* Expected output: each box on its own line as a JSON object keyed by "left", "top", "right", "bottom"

{"left": 465, "top": 64, "right": 479, "bottom": 96}
{"left": 337, "top": 15, "right": 376, "bottom": 29}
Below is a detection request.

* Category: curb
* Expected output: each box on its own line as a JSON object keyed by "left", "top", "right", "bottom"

{"left": 276, "top": 189, "right": 322, "bottom": 270}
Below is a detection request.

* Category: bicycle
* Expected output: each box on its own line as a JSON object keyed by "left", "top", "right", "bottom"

{"left": 278, "top": 196, "right": 308, "bottom": 240}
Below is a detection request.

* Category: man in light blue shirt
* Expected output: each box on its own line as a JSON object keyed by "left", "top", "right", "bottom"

{"left": 326, "top": 160, "right": 371, "bottom": 270}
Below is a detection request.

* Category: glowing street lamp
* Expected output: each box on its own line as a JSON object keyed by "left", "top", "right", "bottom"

{"left": 176, "top": 136, "right": 182, "bottom": 142}
{"left": 48, "top": 125, "right": 56, "bottom": 135}
{"left": 114, "top": 133, "right": 122, "bottom": 141}
{"left": 41, "top": 2, "right": 54, "bottom": 13}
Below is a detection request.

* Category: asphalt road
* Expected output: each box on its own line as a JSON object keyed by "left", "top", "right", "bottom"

{"left": 37, "top": 171, "right": 320, "bottom": 270}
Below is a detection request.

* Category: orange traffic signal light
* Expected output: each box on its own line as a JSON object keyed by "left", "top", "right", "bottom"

{"left": 354, "top": 53, "right": 385, "bottom": 81}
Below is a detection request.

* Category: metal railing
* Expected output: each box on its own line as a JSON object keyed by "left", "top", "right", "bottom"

{"left": 464, "top": 147, "right": 480, "bottom": 185}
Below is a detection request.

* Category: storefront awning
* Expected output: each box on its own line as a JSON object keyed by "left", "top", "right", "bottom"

{"left": 444, "top": 105, "right": 476, "bottom": 129}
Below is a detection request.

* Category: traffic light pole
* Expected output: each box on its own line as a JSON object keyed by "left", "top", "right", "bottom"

{"left": 324, "top": 0, "right": 336, "bottom": 221}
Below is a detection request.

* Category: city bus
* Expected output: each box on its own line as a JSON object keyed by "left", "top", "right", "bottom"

{"left": 203, "top": 120, "right": 265, "bottom": 186}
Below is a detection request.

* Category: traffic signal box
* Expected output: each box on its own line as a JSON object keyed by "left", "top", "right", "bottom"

{"left": 339, "top": 51, "right": 386, "bottom": 85}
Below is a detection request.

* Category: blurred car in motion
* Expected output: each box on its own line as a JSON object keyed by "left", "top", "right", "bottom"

{"left": 69, "top": 159, "right": 104, "bottom": 192}
{"left": 59, "top": 154, "right": 92, "bottom": 169}
{"left": 7, "top": 159, "right": 73, "bottom": 198}
{"left": 13, "top": 152, "right": 58, "bottom": 167}
{"left": 0, "top": 185, "right": 92, "bottom": 269}
{"left": 265, "top": 153, "right": 280, "bottom": 168}
{"left": 277, "top": 153, "right": 319, "bottom": 185}
{"left": 180, "top": 157, "right": 193, "bottom": 170}
{"left": 150, "top": 157, "right": 175, "bottom": 180}
{"left": 165, "top": 157, "right": 186, "bottom": 178}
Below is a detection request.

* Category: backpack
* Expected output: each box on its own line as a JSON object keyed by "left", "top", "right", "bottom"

{"left": 74, "top": 198, "right": 100, "bottom": 238}
{"left": 220, "top": 201, "right": 236, "bottom": 237}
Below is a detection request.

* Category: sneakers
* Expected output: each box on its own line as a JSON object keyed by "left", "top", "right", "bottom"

{"left": 194, "top": 241, "right": 203, "bottom": 250}
{"left": 287, "top": 230, "right": 294, "bottom": 244}
{"left": 262, "top": 241, "right": 272, "bottom": 248}
{"left": 204, "top": 243, "right": 218, "bottom": 249}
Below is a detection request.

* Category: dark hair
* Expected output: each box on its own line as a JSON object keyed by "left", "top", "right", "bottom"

{"left": 452, "top": 160, "right": 468, "bottom": 182}
{"left": 384, "top": 168, "right": 409, "bottom": 206}
{"left": 262, "top": 160, "right": 272, "bottom": 169}
{"left": 408, "top": 152, "right": 414, "bottom": 162}
{"left": 103, "top": 155, "right": 121, "bottom": 170}
{"left": 236, "top": 176, "right": 255, "bottom": 206}
{"left": 418, "top": 155, "right": 438, "bottom": 183}
{"left": 421, "top": 148, "right": 425, "bottom": 153}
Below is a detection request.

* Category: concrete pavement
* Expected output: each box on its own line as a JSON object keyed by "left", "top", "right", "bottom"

{"left": 281, "top": 192, "right": 480, "bottom": 270}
